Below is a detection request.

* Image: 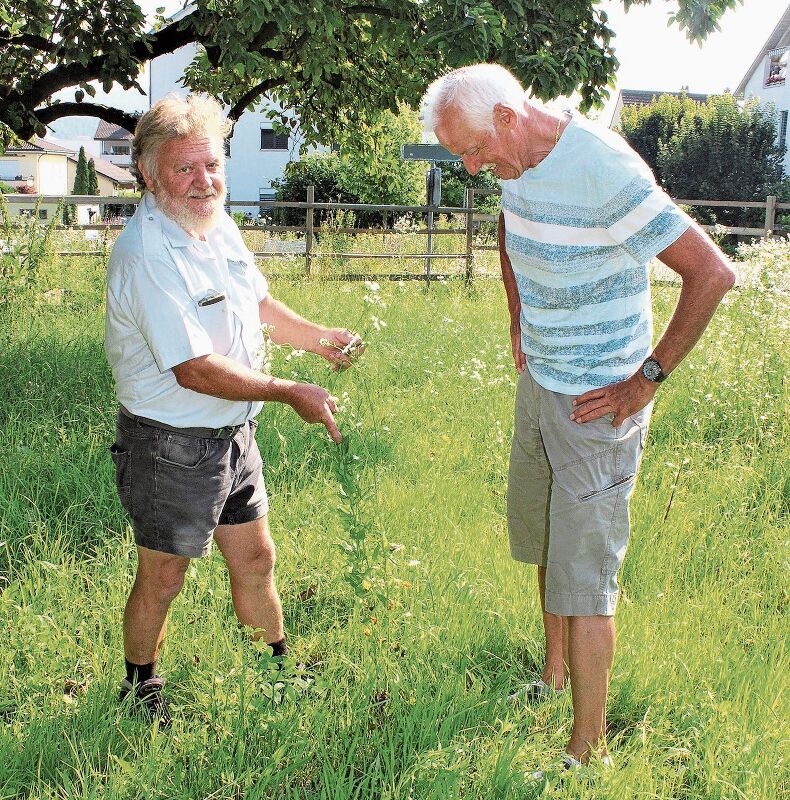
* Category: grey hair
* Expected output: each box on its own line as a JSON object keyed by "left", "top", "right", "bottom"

{"left": 132, "top": 94, "right": 232, "bottom": 188}
{"left": 420, "top": 63, "right": 526, "bottom": 134}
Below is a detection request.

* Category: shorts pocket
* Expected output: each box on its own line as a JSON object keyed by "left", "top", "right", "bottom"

{"left": 578, "top": 473, "right": 635, "bottom": 502}
{"left": 155, "top": 433, "right": 211, "bottom": 469}
{"left": 109, "top": 443, "right": 132, "bottom": 510}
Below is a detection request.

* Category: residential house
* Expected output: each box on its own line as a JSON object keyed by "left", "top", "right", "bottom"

{"left": 0, "top": 137, "right": 135, "bottom": 222}
{"left": 94, "top": 121, "right": 134, "bottom": 168}
{"left": 736, "top": 3, "right": 790, "bottom": 172}
{"left": 609, "top": 89, "right": 709, "bottom": 129}
{"left": 148, "top": 4, "right": 319, "bottom": 217}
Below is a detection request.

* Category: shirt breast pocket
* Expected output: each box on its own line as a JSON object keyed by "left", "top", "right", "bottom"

{"left": 196, "top": 290, "right": 233, "bottom": 356}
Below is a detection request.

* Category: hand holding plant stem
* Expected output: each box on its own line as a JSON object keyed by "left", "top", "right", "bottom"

{"left": 319, "top": 329, "right": 366, "bottom": 372}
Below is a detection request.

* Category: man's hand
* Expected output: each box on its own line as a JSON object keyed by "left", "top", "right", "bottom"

{"left": 286, "top": 383, "right": 342, "bottom": 443}
{"left": 570, "top": 372, "right": 658, "bottom": 427}
{"left": 510, "top": 320, "right": 526, "bottom": 374}
{"left": 317, "top": 328, "right": 365, "bottom": 371}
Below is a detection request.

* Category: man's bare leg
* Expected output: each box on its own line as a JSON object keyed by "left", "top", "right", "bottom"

{"left": 124, "top": 545, "right": 190, "bottom": 665}
{"left": 214, "top": 515, "right": 284, "bottom": 645}
{"left": 538, "top": 565, "right": 568, "bottom": 689}
{"left": 566, "top": 614, "right": 615, "bottom": 762}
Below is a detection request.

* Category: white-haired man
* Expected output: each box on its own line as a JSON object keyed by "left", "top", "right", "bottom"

{"left": 421, "top": 65, "right": 734, "bottom": 770}
{"left": 105, "top": 95, "right": 361, "bottom": 725}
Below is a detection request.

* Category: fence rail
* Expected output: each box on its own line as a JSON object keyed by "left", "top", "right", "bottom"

{"left": 4, "top": 189, "right": 782, "bottom": 282}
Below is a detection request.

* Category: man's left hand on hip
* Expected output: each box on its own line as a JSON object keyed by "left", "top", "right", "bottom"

{"left": 570, "top": 373, "right": 658, "bottom": 427}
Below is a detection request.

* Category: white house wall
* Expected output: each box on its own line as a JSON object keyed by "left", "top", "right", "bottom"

{"left": 0, "top": 153, "right": 37, "bottom": 183}
{"left": 149, "top": 43, "right": 321, "bottom": 216}
{"left": 742, "top": 53, "right": 790, "bottom": 174}
{"left": 0, "top": 159, "right": 21, "bottom": 181}
{"left": 38, "top": 154, "right": 69, "bottom": 194}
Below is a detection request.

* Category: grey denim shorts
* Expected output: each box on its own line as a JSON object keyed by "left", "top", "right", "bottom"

{"left": 507, "top": 367, "right": 651, "bottom": 617}
{"left": 109, "top": 411, "right": 269, "bottom": 558}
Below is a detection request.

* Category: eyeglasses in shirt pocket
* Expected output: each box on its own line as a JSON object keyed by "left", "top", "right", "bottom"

{"left": 196, "top": 290, "right": 233, "bottom": 355}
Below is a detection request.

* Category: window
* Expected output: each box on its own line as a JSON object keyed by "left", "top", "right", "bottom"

{"left": 781, "top": 111, "right": 788, "bottom": 150}
{"left": 260, "top": 128, "right": 289, "bottom": 150}
{"left": 103, "top": 143, "right": 130, "bottom": 156}
{"left": 766, "top": 49, "right": 788, "bottom": 87}
{"left": 39, "top": 209, "right": 48, "bottom": 220}
{"left": 259, "top": 187, "right": 276, "bottom": 201}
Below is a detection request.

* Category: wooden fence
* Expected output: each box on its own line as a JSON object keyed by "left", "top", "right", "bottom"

{"left": 4, "top": 189, "right": 783, "bottom": 282}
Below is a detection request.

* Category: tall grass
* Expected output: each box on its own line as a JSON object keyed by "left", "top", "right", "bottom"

{"left": 0, "top": 243, "right": 787, "bottom": 799}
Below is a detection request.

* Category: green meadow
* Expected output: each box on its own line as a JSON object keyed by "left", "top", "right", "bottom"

{"left": 0, "top": 238, "right": 787, "bottom": 799}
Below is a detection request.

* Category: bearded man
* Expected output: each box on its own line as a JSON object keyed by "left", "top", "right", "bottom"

{"left": 105, "top": 94, "right": 360, "bottom": 725}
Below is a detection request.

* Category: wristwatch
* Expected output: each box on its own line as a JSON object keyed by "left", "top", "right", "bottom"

{"left": 641, "top": 355, "right": 667, "bottom": 383}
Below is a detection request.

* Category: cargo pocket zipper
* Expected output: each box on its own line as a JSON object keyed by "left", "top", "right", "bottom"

{"left": 578, "top": 473, "right": 635, "bottom": 502}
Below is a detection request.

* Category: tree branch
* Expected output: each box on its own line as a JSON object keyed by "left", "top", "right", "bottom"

{"left": 19, "top": 12, "right": 203, "bottom": 112}
{"left": 0, "top": 32, "right": 56, "bottom": 52}
{"left": 226, "top": 78, "right": 284, "bottom": 122}
{"left": 35, "top": 102, "right": 141, "bottom": 133}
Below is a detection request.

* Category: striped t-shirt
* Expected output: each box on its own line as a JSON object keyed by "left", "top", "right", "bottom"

{"left": 501, "top": 116, "right": 690, "bottom": 395}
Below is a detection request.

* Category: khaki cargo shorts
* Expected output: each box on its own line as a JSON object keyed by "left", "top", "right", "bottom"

{"left": 507, "top": 367, "right": 651, "bottom": 617}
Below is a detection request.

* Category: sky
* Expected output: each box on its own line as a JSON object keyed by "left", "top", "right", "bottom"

{"left": 596, "top": 0, "right": 783, "bottom": 120}
{"left": 49, "top": 0, "right": 784, "bottom": 145}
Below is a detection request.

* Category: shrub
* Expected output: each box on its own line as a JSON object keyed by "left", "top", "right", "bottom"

{"left": 272, "top": 153, "right": 358, "bottom": 226}
{"left": 620, "top": 94, "right": 784, "bottom": 230}
{"left": 0, "top": 196, "right": 61, "bottom": 305}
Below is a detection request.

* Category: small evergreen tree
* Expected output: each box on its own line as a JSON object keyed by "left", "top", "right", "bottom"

{"left": 72, "top": 146, "right": 89, "bottom": 195}
{"left": 87, "top": 158, "right": 99, "bottom": 195}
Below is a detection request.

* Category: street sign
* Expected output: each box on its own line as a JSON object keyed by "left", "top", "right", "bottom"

{"left": 401, "top": 143, "right": 460, "bottom": 162}
{"left": 426, "top": 167, "right": 442, "bottom": 207}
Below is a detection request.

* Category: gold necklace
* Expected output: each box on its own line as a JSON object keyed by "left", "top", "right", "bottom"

{"left": 526, "top": 114, "right": 566, "bottom": 168}
{"left": 554, "top": 113, "right": 564, "bottom": 145}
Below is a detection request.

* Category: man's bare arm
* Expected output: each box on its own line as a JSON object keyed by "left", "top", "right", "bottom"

{"left": 259, "top": 294, "right": 363, "bottom": 369}
{"left": 649, "top": 224, "right": 736, "bottom": 373}
{"left": 499, "top": 212, "right": 525, "bottom": 373}
{"left": 571, "top": 224, "right": 736, "bottom": 426}
{"left": 171, "top": 354, "right": 341, "bottom": 442}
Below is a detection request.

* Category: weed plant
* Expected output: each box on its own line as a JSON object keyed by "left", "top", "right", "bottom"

{"left": 0, "top": 242, "right": 786, "bottom": 799}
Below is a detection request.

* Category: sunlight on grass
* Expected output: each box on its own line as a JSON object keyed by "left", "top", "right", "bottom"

{"left": 0, "top": 243, "right": 787, "bottom": 798}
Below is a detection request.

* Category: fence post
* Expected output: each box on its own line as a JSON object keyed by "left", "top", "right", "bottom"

{"left": 305, "top": 185, "right": 314, "bottom": 277}
{"left": 764, "top": 195, "right": 777, "bottom": 239}
{"left": 465, "top": 187, "right": 475, "bottom": 286}
{"left": 425, "top": 206, "right": 434, "bottom": 286}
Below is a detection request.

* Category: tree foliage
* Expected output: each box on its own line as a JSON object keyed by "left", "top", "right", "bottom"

{"left": 619, "top": 94, "right": 784, "bottom": 227}
{"left": 272, "top": 106, "right": 425, "bottom": 226}
{"left": 618, "top": 93, "right": 700, "bottom": 170}
{"left": 334, "top": 104, "right": 424, "bottom": 207}
{"left": 72, "top": 147, "right": 89, "bottom": 195}
{"left": 0, "top": 0, "right": 740, "bottom": 148}
{"left": 439, "top": 161, "right": 499, "bottom": 209}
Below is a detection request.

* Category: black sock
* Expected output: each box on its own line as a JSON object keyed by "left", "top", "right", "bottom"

{"left": 269, "top": 637, "right": 289, "bottom": 658}
{"left": 126, "top": 659, "right": 156, "bottom": 684}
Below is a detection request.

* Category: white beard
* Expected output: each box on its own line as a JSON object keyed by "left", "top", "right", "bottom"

{"left": 154, "top": 184, "right": 224, "bottom": 236}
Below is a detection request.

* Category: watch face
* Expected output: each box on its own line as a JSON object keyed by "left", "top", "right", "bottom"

{"left": 643, "top": 358, "right": 663, "bottom": 381}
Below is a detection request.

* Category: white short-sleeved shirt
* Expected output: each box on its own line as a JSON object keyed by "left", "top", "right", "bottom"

{"left": 105, "top": 192, "right": 269, "bottom": 427}
{"left": 501, "top": 116, "right": 690, "bottom": 395}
